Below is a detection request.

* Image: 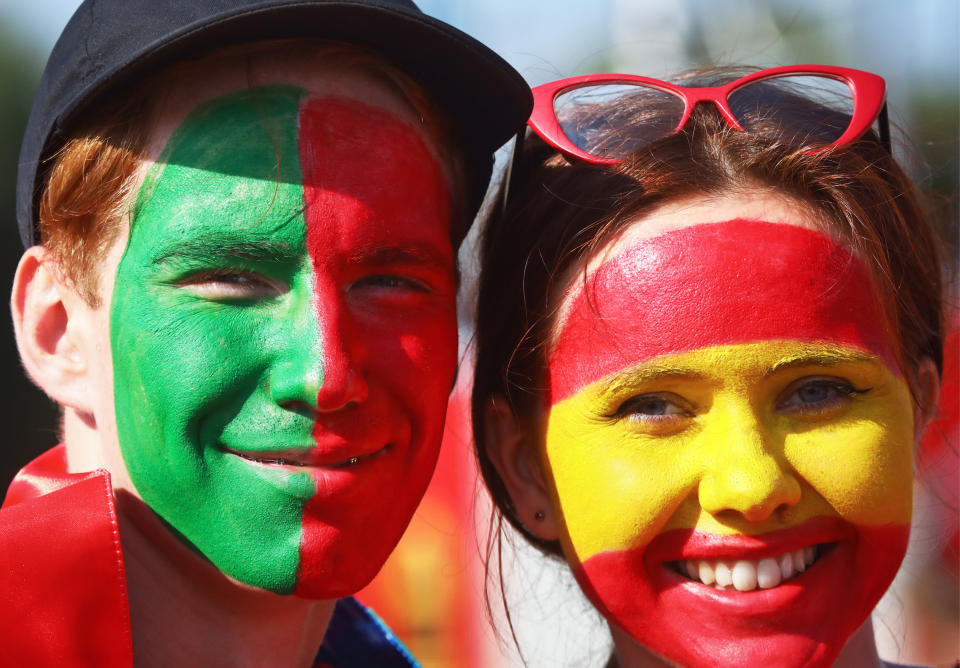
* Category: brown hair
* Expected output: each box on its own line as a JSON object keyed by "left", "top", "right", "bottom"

{"left": 36, "top": 39, "right": 467, "bottom": 307}
{"left": 471, "top": 68, "right": 946, "bottom": 566}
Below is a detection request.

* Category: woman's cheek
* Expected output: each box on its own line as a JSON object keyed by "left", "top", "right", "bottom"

{"left": 782, "top": 379, "right": 914, "bottom": 527}
{"left": 542, "top": 401, "right": 691, "bottom": 563}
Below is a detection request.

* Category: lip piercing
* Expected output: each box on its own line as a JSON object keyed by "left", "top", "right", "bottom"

{"left": 534, "top": 510, "right": 545, "bottom": 521}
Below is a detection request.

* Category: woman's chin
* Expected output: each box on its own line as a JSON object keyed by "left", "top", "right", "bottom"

{"left": 572, "top": 522, "right": 909, "bottom": 668}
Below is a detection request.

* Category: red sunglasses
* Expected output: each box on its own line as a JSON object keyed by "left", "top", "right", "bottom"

{"left": 524, "top": 64, "right": 889, "bottom": 165}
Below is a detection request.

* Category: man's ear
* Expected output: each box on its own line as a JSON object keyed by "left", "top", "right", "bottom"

{"left": 913, "top": 356, "right": 941, "bottom": 445}
{"left": 11, "top": 247, "right": 97, "bottom": 413}
{"left": 484, "top": 395, "right": 559, "bottom": 541}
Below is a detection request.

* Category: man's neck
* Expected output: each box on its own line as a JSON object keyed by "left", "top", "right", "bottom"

{"left": 62, "top": 409, "right": 335, "bottom": 667}
{"left": 116, "top": 492, "right": 335, "bottom": 667}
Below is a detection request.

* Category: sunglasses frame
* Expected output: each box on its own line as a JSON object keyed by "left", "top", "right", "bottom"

{"left": 527, "top": 64, "right": 890, "bottom": 165}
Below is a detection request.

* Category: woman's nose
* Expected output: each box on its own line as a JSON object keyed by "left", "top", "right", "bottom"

{"left": 697, "top": 407, "right": 802, "bottom": 523}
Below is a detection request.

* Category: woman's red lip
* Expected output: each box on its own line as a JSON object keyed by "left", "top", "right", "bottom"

{"left": 644, "top": 516, "right": 853, "bottom": 563}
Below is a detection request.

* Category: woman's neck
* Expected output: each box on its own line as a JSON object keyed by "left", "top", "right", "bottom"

{"left": 116, "top": 492, "right": 335, "bottom": 667}
{"left": 608, "top": 618, "right": 884, "bottom": 668}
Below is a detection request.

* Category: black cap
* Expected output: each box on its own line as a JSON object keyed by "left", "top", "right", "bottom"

{"left": 16, "top": 0, "right": 532, "bottom": 248}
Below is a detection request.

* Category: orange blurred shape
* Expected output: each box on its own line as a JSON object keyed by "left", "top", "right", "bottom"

{"left": 358, "top": 379, "right": 489, "bottom": 668}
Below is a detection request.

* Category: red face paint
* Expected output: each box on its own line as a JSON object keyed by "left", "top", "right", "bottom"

{"left": 549, "top": 220, "right": 897, "bottom": 403}
{"left": 542, "top": 220, "right": 913, "bottom": 667}
{"left": 294, "top": 96, "right": 457, "bottom": 597}
{"left": 577, "top": 524, "right": 909, "bottom": 667}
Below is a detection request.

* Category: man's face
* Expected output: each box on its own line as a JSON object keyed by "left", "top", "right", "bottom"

{"left": 106, "top": 73, "right": 457, "bottom": 596}
{"left": 539, "top": 197, "right": 913, "bottom": 667}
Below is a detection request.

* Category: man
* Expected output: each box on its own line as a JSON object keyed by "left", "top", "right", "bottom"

{"left": 1, "top": 1, "right": 530, "bottom": 664}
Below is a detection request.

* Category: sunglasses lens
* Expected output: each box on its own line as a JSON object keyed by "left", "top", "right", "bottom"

{"left": 554, "top": 84, "right": 685, "bottom": 160}
{"left": 728, "top": 74, "right": 856, "bottom": 145}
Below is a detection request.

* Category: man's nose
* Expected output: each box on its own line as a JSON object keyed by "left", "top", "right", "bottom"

{"left": 697, "top": 402, "right": 802, "bottom": 523}
{"left": 268, "top": 285, "right": 367, "bottom": 413}
{"left": 312, "top": 303, "right": 368, "bottom": 412}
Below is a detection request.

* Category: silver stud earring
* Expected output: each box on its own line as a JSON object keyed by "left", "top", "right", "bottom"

{"left": 534, "top": 510, "right": 545, "bottom": 521}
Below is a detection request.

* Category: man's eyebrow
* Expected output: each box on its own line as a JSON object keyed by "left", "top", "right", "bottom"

{"left": 151, "top": 237, "right": 299, "bottom": 265}
{"left": 766, "top": 349, "right": 879, "bottom": 376}
{"left": 346, "top": 244, "right": 453, "bottom": 271}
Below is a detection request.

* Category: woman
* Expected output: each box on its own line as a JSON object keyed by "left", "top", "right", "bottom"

{"left": 472, "top": 67, "right": 944, "bottom": 667}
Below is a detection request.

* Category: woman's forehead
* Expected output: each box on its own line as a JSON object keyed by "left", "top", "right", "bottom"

{"left": 547, "top": 218, "right": 894, "bottom": 403}
{"left": 552, "top": 190, "right": 834, "bottom": 332}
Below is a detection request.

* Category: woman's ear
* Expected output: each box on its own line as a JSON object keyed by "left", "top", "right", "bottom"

{"left": 484, "top": 394, "right": 559, "bottom": 541}
{"left": 11, "top": 247, "right": 97, "bottom": 413}
{"left": 913, "top": 356, "right": 941, "bottom": 445}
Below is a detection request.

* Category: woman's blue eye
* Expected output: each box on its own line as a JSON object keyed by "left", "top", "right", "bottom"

{"left": 797, "top": 384, "right": 833, "bottom": 403}
{"left": 776, "top": 377, "right": 870, "bottom": 414}
{"left": 612, "top": 393, "right": 690, "bottom": 420}
{"left": 636, "top": 398, "right": 670, "bottom": 415}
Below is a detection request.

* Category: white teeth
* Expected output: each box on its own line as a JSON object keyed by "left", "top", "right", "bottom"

{"left": 715, "top": 562, "right": 733, "bottom": 587}
{"left": 732, "top": 561, "right": 758, "bottom": 591}
{"left": 779, "top": 553, "right": 794, "bottom": 580}
{"left": 677, "top": 545, "right": 822, "bottom": 591}
{"left": 698, "top": 561, "right": 716, "bottom": 585}
{"left": 756, "top": 558, "right": 782, "bottom": 589}
{"left": 792, "top": 549, "right": 806, "bottom": 573}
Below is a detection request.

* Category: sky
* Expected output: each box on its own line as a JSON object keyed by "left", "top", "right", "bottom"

{"left": 4, "top": 0, "right": 956, "bottom": 88}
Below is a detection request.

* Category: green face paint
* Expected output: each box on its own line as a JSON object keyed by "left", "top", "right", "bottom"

{"left": 112, "top": 87, "right": 314, "bottom": 593}
{"left": 110, "top": 85, "right": 458, "bottom": 597}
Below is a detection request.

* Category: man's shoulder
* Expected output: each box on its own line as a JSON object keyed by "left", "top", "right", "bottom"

{"left": 0, "top": 448, "right": 421, "bottom": 668}
{"left": 0, "top": 445, "right": 133, "bottom": 665}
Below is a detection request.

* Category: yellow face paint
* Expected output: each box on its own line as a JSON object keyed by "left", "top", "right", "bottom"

{"left": 545, "top": 340, "right": 913, "bottom": 562}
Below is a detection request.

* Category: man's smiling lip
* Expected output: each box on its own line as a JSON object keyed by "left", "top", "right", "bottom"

{"left": 222, "top": 443, "right": 391, "bottom": 469}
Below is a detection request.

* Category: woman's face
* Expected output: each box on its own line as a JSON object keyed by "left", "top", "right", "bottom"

{"left": 538, "top": 193, "right": 915, "bottom": 667}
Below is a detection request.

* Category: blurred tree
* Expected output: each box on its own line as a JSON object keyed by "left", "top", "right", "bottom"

{"left": 0, "top": 21, "right": 60, "bottom": 491}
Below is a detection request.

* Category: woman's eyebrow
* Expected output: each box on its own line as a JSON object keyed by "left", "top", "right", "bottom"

{"left": 766, "top": 349, "right": 878, "bottom": 376}
{"left": 151, "top": 237, "right": 298, "bottom": 265}
{"left": 603, "top": 364, "right": 707, "bottom": 388}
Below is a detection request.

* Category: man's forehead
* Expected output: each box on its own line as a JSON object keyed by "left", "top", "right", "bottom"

{"left": 142, "top": 42, "right": 430, "bottom": 163}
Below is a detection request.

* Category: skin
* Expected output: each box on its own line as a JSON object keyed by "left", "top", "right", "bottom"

{"left": 12, "top": 50, "right": 458, "bottom": 665}
{"left": 492, "top": 193, "right": 935, "bottom": 668}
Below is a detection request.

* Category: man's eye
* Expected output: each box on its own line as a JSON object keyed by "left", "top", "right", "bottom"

{"left": 178, "top": 271, "right": 284, "bottom": 300}
{"left": 610, "top": 393, "right": 691, "bottom": 423}
{"left": 351, "top": 274, "right": 429, "bottom": 293}
{"left": 775, "top": 376, "right": 871, "bottom": 415}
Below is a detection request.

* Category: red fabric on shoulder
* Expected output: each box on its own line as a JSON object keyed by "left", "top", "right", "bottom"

{"left": 0, "top": 446, "right": 133, "bottom": 666}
